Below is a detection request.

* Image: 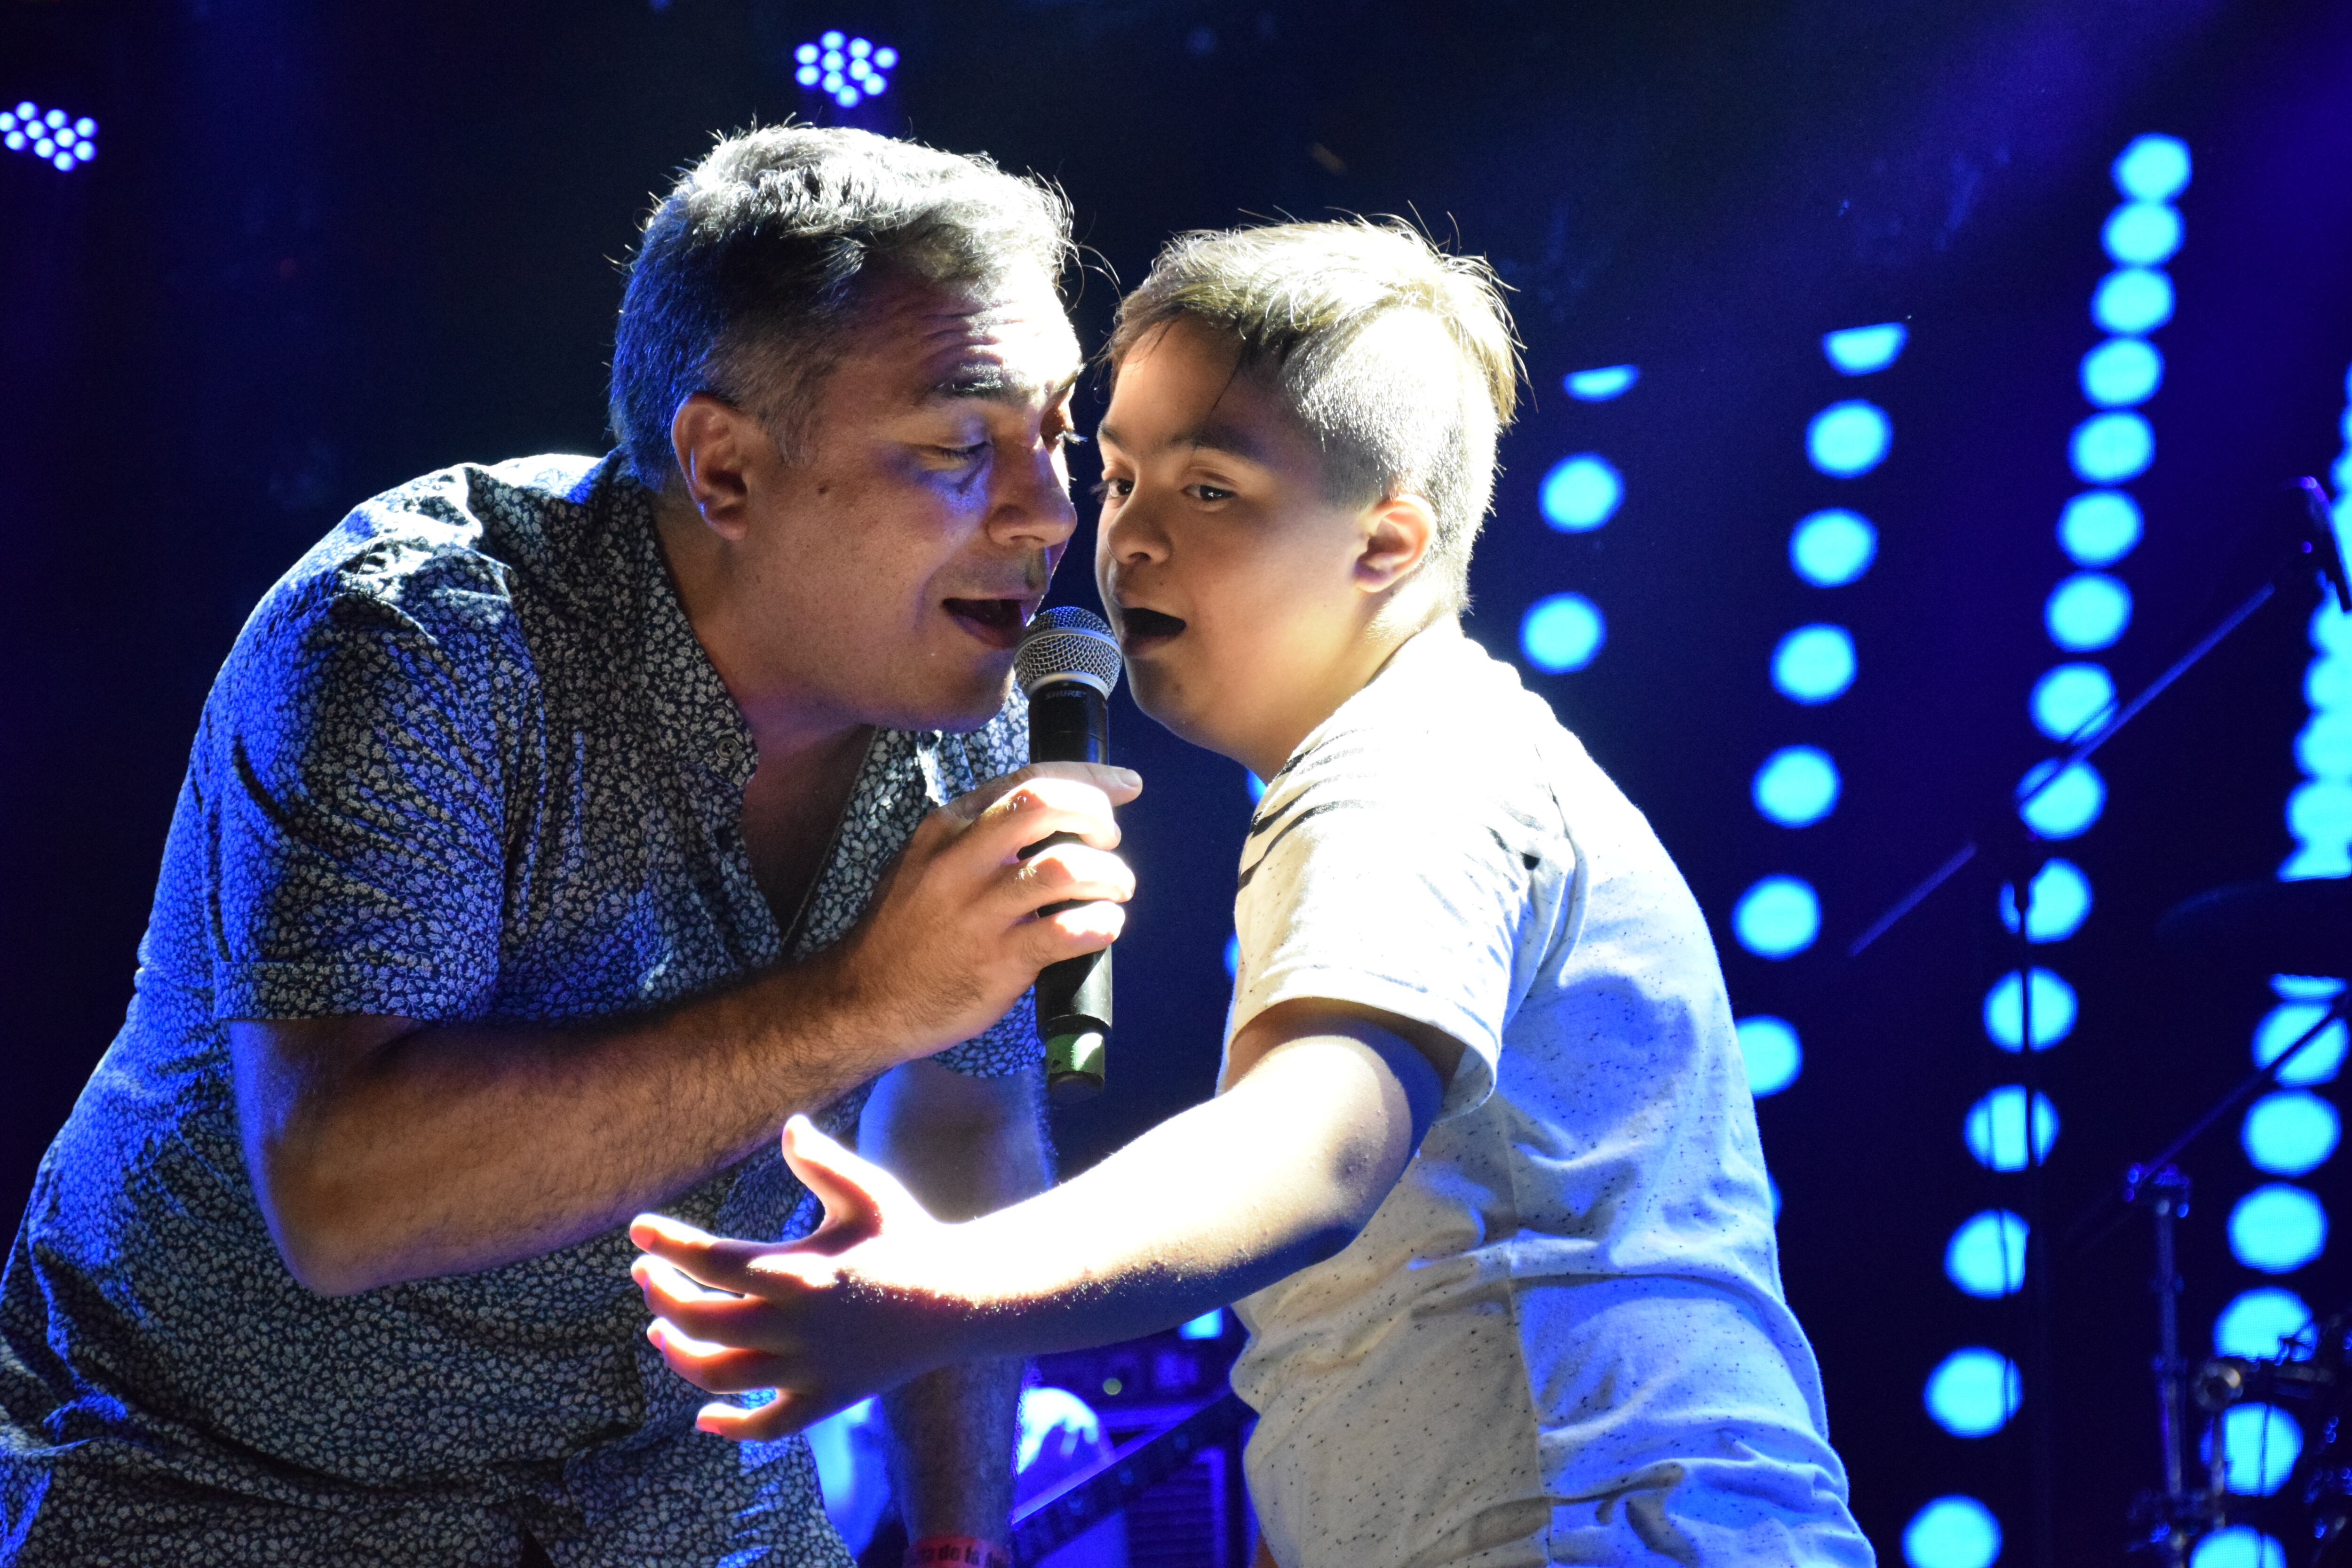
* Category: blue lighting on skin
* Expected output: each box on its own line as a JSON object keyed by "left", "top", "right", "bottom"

{"left": 2071, "top": 412, "right": 2155, "bottom": 484}
{"left": 2114, "top": 133, "right": 2193, "bottom": 203}
{"left": 1821, "top": 323, "right": 1908, "bottom": 375}
{"left": 1903, "top": 1496, "right": 2001, "bottom": 1568}
{"left": 2018, "top": 758, "right": 2106, "bottom": 839}
{"left": 1735, "top": 1016, "right": 1802, "bottom": 1096}
{"left": 2081, "top": 339, "right": 2164, "bottom": 407}
{"left": 1520, "top": 593, "right": 1606, "bottom": 673}
{"left": 2243, "top": 1091, "right": 2339, "bottom": 1176}
{"left": 2103, "top": 203, "right": 2184, "bottom": 267}
{"left": 2214, "top": 1288, "right": 2312, "bottom": 1360}
{"left": 2209, "top": 1404, "right": 2303, "bottom": 1495}
{"left": 2254, "top": 998, "right": 2348, "bottom": 1085}
{"left": 1805, "top": 400, "right": 1891, "bottom": 478}
{"left": 2032, "top": 663, "right": 2116, "bottom": 741}
{"left": 1753, "top": 745, "right": 1841, "bottom": 827}
{"left": 1564, "top": 365, "right": 1638, "bottom": 400}
{"left": 2193, "top": 1527, "right": 2287, "bottom": 1568}
{"left": 1772, "top": 625, "right": 1856, "bottom": 703}
{"left": 1923, "top": 1347, "right": 2020, "bottom": 1438}
{"left": 1984, "top": 967, "right": 2077, "bottom": 1051}
{"left": 1999, "top": 858, "right": 2093, "bottom": 943}
{"left": 1732, "top": 876, "right": 1819, "bottom": 959}
{"left": 2059, "top": 490, "right": 2143, "bottom": 567}
{"left": 2229, "top": 1184, "right": 2327, "bottom": 1273}
{"left": 2093, "top": 269, "right": 2176, "bottom": 335}
{"left": 1177, "top": 1309, "right": 1225, "bottom": 1340}
{"left": 1945, "top": 1210, "right": 2027, "bottom": 1298}
{"left": 1965, "top": 1086, "right": 2058, "bottom": 1170}
{"left": 2046, "top": 572, "right": 2133, "bottom": 652}
{"left": 1789, "top": 509, "right": 1877, "bottom": 586}
{"left": 1539, "top": 454, "right": 1623, "bottom": 531}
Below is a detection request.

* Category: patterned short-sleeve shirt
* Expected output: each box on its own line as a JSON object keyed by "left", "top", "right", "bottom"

{"left": 0, "top": 454, "right": 1036, "bottom": 1566}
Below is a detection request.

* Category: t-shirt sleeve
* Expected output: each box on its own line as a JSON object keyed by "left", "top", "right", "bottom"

{"left": 925, "top": 700, "right": 1044, "bottom": 1078}
{"left": 206, "top": 584, "right": 512, "bottom": 1023}
{"left": 1231, "top": 761, "right": 1546, "bottom": 1120}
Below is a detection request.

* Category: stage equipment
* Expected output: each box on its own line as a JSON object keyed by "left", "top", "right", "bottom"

{"left": 1016, "top": 607, "right": 1122, "bottom": 1104}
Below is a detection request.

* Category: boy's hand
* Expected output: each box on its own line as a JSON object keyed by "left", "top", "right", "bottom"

{"left": 630, "top": 1116, "right": 965, "bottom": 1441}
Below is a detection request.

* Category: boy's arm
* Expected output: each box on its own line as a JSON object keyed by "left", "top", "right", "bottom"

{"left": 631, "top": 998, "right": 1465, "bottom": 1441}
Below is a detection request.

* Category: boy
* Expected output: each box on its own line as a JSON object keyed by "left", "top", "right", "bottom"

{"left": 632, "top": 221, "right": 1875, "bottom": 1566}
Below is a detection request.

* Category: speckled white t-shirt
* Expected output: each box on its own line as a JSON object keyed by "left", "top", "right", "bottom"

{"left": 1224, "top": 626, "right": 1874, "bottom": 1568}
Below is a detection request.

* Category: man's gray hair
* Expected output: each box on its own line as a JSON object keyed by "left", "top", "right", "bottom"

{"left": 1106, "top": 219, "right": 1521, "bottom": 612}
{"left": 610, "top": 125, "right": 1073, "bottom": 490}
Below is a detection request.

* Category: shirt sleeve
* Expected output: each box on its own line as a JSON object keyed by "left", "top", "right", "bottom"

{"left": 205, "top": 579, "right": 514, "bottom": 1023}
{"left": 1230, "top": 753, "right": 1550, "bottom": 1121}
{"left": 925, "top": 699, "right": 1044, "bottom": 1078}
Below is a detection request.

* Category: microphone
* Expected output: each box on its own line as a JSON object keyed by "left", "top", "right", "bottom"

{"left": 1014, "top": 607, "right": 1124, "bottom": 1105}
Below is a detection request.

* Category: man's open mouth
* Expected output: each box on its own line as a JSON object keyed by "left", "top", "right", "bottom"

{"left": 943, "top": 597, "right": 1030, "bottom": 650}
{"left": 1119, "top": 607, "right": 1187, "bottom": 647}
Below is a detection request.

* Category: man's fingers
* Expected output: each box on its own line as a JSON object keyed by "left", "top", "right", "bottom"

{"left": 967, "top": 777, "right": 1130, "bottom": 856}
{"left": 1024, "top": 899, "right": 1127, "bottom": 968}
{"left": 630, "top": 1213, "right": 773, "bottom": 1295}
{"left": 1004, "top": 843, "right": 1135, "bottom": 913}
{"left": 941, "top": 763, "right": 1140, "bottom": 827}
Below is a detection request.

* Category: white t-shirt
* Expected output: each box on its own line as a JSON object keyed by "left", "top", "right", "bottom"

{"left": 1224, "top": 626, "right": 1874, "bottom": 1568}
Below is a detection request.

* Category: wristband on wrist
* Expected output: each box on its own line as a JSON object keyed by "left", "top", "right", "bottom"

{"left": 904, "top": 1536, "right": 1012, "bottom": 1568}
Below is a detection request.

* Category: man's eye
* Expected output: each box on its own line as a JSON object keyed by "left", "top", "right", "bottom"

{"left": 937, "top": 442, "right": 990, "bottom": 463}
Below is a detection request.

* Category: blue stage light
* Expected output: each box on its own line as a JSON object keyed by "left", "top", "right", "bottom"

{"left": 2229, "top": 1184, "right": 2326, "bottom": 1273}
{"left": 1563, "top": 365, "right": 1637, "bottom": 400}
{"left": 1788, "top": 509, "right": 1877, "bottom": 586}
{"left": 1223, "top": 932, "right": 1239, "bottom": 977}
{"left": 0, "top": 101, "right": 97, "bottom": 170}
{"left": 2287, "top": 780, "right": 2352, "bottom": 875}
{"left": 2243, "top": 1091, "right": 2339, "bottom": 1176}
{"left": 1772, "top": 624, "right": 1855, "bottom": 704}
{"left": 1732, "top": 876, "right": 1819, "bottom": 959}
{"left": 2080, "top": 338, "right": 2164, "bottom": 408}
{"left": 796, "top": 32, "right": 894, "bottom": 104}
{"left": 2059, "top": 490, "right": 2143, "bottom": 566}
{"left": 2046, "top": 572, "right": 2132, "bottom": 651}
{"left": 1999, "top": 858, "right": 2092, "bottom": 943}
{"left": 1753, "top": 745, "right": 1840, "bottom": 827}
{"left": 2018, "top": 758, "right": 2106, "bottom": 839}
{"left": 2210, "top": 1404, "right": 2302, "bottom": 1494}
{"left": 1903, "top": 1496, "right": 2001, "bottom": 1568}
{"left": 2214, "top": 1288, "right": 2312, "bottom": 1360}
{"left": 2103, "top": 203, "right": 2184, "bottom": 267}
{"left": 1735, "top": 1015, "right": 1802, "bottom": 1096}
{"left": 1924, "top": 1347, "right": 2020, "bottom": 1438}
{"left": 2254, "top": 999, "right": 2347, "bottom": 1086}
{"left": 1965, "top": 1086, "right": 2058, "bottom": 1170}
{"left": 2113, "top": 133, "right": 2192, "bottom": 203}
{"left": 1984, "top": 967, "right": 2076, "bottom": 1051}
{"left": 2070, "top": 411, "right": 2154, "bottom": 484}
{"left": 1539, "top": 454, "right": 1622, "bottom": 531}
{"left": 1821, "top": 323, "right": 1908, "bottom": 375}
{"left": 1805, "top": 400, "right": 1891, "bottom": 478}
{"left": 1178, "top": 1309, "right": 1224, "bottom": 1339}
{"left": 2193, "top": 1527, "right": 2286, "bottom": 1568}
{"left": 2093, "top": 269, "right": 2175, "bottom": 335}
{"left": 1519, "top": 592, "right": 1605, "bottom": 673}
{"left": 2031, "top": 663, "right": 2115, "bottom": 741}
{"left": 2297, "top": 710, "right": 2352, "bottom": 778}
{"left": 1945, "top": 1210, "right": 2027, "bottom": 1298}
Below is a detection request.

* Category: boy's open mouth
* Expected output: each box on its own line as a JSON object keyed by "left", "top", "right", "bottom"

{"left": 1119, "top": 607, "right": 1187, "bottom": 648}
{"left": 942, "top": 597, "right": 1029, "bottom": 650}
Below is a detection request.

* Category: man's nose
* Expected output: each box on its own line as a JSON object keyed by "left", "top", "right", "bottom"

{"left": 987, "top": 437, "right": 1080, "bottom": 550}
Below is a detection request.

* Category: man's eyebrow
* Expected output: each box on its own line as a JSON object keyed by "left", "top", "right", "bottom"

{"left": 1096, "top": 418, "right": 1270, "bottom": 463}
{"left": 922, "top": 361, "right": 1084, "bottom": 406}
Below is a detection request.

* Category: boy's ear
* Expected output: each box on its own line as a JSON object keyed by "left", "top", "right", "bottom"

{"left": 1353, "top": 492, "right": 1437, "bottom": 594}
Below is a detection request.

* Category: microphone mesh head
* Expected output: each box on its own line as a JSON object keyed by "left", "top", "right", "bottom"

{"left": 1016, "top": 606, "right": 1122, "bottom": 698}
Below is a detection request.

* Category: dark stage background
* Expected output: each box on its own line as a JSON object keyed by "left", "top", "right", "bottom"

{"left": 6, "top": 1, "right": 2352, "bottom": 1562}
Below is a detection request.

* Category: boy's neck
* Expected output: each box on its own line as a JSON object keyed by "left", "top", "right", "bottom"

{"left": 1235, "top": 608, "right": 1459, "bottom": 780}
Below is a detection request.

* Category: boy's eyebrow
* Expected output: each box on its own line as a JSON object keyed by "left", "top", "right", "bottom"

{"left": 1095, "top": 417, "right": 1271, "bottom": 463}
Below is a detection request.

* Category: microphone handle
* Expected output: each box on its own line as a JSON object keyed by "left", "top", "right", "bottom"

{"left": 1028, "top": 681, "right": 1112, "bottom": 1103}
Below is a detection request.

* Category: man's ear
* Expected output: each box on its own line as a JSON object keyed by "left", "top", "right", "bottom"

{"left": 669, "top": 394, "right": 761, "bottom": 541}
{"left": 1354, "top": 493, "right": 1437, "bottom": 594}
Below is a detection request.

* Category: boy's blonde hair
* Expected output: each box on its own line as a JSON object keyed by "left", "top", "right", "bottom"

{"left": 1106, "top": 219, "right": 1521, "bottom": 612}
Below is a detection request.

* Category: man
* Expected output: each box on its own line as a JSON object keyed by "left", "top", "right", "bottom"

{"left": 0, "top": 126, "right": 1131, "bottom": 1565}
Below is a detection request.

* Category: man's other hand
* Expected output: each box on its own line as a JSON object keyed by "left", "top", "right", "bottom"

{"left": 828, "top": 761, "right": 1138, "bottom": 1056}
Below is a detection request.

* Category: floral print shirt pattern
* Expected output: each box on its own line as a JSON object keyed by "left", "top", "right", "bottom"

{"left": 0, "top": 454, "right": 1035, "bottom": 1566}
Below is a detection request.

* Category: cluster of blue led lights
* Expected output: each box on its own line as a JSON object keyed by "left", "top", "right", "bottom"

{"left": 0, "top": 103, "right": 97, "bottom": 171}
{"left": 1903, "top": 131, "right": 2193, "bottom": 1568}
{"left": 794, "top": 32, "right": 898, "bottom": 107}
{"left": 1516, "top": 364, "right": 1637, "bottom": 676}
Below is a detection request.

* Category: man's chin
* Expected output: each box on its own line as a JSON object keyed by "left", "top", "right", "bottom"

{"left": 892, "top": 665, "right": 1017, "bottom": 735}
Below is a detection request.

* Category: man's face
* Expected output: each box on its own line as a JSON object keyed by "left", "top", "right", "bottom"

{"left": 1093, "top": 317, "right": 1379, "bottom": 769}
{"left": 733, "top": 266, "right": 1085, "bottom": 732}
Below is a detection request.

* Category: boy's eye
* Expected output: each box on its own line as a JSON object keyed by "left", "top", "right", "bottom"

{"left": 1189, "top": 483, "right": 1234, "bottom": 503}
{"left": 1093, "top": 476, "right": 1134, "bottom": 502}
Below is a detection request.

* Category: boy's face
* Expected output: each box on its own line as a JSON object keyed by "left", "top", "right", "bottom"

{"left": 1094, "top": 318, "right": 1423, "bottom": 774}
